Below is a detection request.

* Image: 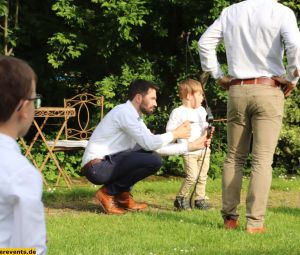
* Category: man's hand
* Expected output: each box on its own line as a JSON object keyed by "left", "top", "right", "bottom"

{"left": 272, "top": 76, "right": 297, "bottom": 97}
{"left": 218, "top": 76, "right": 232, "bottom": 90}
{"left": 172, "top": 120, "right": 191, "bottom": 139}
{"left": 187, "top": 126, "right": 215, "bottom": 151}
{"left": 188, "top": 135, "right": 211, "bottom": 151}
{"left": 188, "top": 135, "right": 207, "bottom": 151}
{"left": 282, "top": 83, "right": 296, "bottom": 97}
{"left": 206, "top": 125, "right": 215, "bottom": 139}
{"left": 204, "top": 125, "right": 215, "bottom": 147}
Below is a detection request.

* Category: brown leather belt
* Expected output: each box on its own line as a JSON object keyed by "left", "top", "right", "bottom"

{"left": 230, "top": 78, "right": 280, "bottom": 87}
{"left": 81, "top": 158, "right": 103, "bottom": 175}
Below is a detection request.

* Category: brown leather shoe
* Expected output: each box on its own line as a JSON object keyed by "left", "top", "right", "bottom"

{"left": 224, "top": 219, "right": 239, "bottom": 229}
{"left": 246, "top": 227, "right": 266, "bottom": 234}
{"left": 95, "top": 186, "right": 126, "bottom": 215}
{"left": 115, "top": 192, "right": 148, "bottom": 210}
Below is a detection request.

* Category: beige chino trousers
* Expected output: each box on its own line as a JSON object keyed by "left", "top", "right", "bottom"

{"left": 177, "top": 149, "right": 211, "bottom": 200}
{"left": 221, "top": 84, "right": 284, "bottom": 228}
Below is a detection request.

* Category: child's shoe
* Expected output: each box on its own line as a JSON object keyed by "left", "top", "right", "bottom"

{"left": 174, "top": 196, "right": 191, "bottom": 211}
{"left": 194, "top": 199, "right": 210, "bottom": 210}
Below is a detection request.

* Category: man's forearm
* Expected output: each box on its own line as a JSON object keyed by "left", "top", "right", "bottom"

{"left": 156, "top": 143, "right": 189, "bottom": 156}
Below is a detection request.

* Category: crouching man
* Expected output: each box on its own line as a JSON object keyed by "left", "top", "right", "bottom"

{"left": 82, "top": 79, "right": 211, "bottom": 214}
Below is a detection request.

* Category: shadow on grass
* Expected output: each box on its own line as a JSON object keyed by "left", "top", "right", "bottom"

{"left": 269, "top": 207, "right": 300, "bottom": 216}
{"left": 43, "top": 187, "right": 173, "bottom": 214}
{"left": 44, "top": 188, "right": 230, "bottom": 233}
{"left": 145, "top": 202, "right": 174, "bottom": 211}
{"left": 43, "top": 186, "right": 102, "bottom": 213}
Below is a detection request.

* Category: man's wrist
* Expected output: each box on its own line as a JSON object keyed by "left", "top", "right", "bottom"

{"left": 287, "top": 71, "right": 299, "bottom": 85}
{"left": 187, "top": 142, "right": 193, "bottom": 152}
{"left": 293, "top": 69, "right": 299, "bottom": 78}
{"left": 172, "top": 130, "right": 178, "bottom": 140}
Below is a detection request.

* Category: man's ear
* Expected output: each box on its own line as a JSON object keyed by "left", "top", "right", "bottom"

{"left": 134, "top": 94, "right": 143, "bottom": 104}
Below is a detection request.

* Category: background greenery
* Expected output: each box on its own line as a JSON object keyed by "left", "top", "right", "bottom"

{"left": 2, "top": 0, "right": 300, "bottom": 182}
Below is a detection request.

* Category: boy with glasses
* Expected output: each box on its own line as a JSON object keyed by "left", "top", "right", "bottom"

{"left": 0, "top": 56, "right": 46, "bottom": 254}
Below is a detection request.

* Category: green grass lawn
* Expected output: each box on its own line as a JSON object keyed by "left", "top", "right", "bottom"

{"left": 44, "top": 176, "right": 300, "bottom": 255}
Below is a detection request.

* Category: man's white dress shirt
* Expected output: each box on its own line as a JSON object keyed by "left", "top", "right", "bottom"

{"left": 166, "top": 106, "right": 208, "bottom": 155}
{"left": 82, "top": 100, "right": 191, "bottom": 165}
{"left": 198, "top": 0, "right": 300, "bottom": 84}
{"left": 0, "top": 134, "right": 46, "bottom": 255}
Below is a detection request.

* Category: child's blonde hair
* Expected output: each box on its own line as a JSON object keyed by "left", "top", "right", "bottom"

{"left": 178, "top": 79, "right": 203, "bottom": 100}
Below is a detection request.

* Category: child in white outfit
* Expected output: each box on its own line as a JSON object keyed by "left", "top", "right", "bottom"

{"left": 166, "top": 79, "right": 211, "bottom": 210}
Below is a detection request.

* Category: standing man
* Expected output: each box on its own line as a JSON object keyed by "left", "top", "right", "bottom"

{"left": 198, "top": 0, "right": 300, "bottom": 233}
{"left": 82, "top": 79, "right": 211, "bottom": 215}
{"left": 0, "top": 56, "right": 47, "bottom": 254}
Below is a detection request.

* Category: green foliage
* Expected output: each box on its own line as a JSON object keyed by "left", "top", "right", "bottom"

{"left": 0, "top": 0, "right": 19, "bottom": 55}
{"left": 282, "top": 1, "right": 300, "bottom": 12}
{"left": 144, "top": 105, "right": 171, "bottom": 134}
{"left": 159, "top": 155, "right": 184, "bottom": 176}
{"left": 208, "top": 0, "right": 230, "bottom": 21}
{"left": 0, "top": 0, "right": 8, "bottom": 16}
{"left": 47, "top": 32, "right": 87, "bottom": 68}
{"left": 209, "top": 150, "right": 225, "bottom": 179}
{"left": 95, "top": 57, "right": 158, "bottom": 109}
{"left": 276, "top": 126, "right": 300, "bottom": 175}
{"left": 52, "top": 0, "right": 86, "bottom": 27}
{"left": 273, "top": 89, "right": 300, "bottom": 175}
{"left": 19, "top": 137, "right": 82, "bottom": 184}
{"left": 6, "top": 0, "right": 300, "bottom": 178}
{"left": 99, "top": 0, "right": 150, "bottom": 41}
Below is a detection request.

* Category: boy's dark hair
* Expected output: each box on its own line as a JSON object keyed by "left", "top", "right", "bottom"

{"left": 0, "top": 56, "right": 37, "bottom": 122}
{"left": 128, "top": 79, "right": 158, "bottom": 100}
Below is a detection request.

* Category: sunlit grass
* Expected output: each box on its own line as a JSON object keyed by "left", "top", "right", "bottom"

{"left": 44, "top": 176, "right": 300, "bottom": 255}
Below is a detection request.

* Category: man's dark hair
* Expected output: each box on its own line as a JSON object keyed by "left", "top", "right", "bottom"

{"left": 0, "top": 56, "right": 37, "bottom": 122}
{"left": 128, "top": 79, "right": 158, "bottom": 100}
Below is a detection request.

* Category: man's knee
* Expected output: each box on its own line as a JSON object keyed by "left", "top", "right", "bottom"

{"left": 147, "top": 152, "right": 162, "bottom": 173}
{"left": 151, "top": 152, "right": 162, "bottom": 167}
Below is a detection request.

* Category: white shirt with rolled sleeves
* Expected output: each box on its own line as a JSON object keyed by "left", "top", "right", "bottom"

{"left": 0, "top": 134, "right": 47, "bottom": 255}
{"left": 198, "top": 0, "right": 300, "bottom": 84}
{"left": 82, "top": 100, "right": 191, "bottom": 165}
{"left": 166, "top": 105, "right": 208, "bottom": 155}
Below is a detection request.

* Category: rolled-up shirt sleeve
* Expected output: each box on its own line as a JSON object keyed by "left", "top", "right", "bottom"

{"left": 119, "top": 112, "right": 174, "bottom": 151}
{"left": 156, "top": 143, "right": 189, "bottom": 156}
{"left": 281, "top": 8, "right": 300, "bottom": 84}
{"left": 198, "top": 11, "right": 224, "bottom": 79}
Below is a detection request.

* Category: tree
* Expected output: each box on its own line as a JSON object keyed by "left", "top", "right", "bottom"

{"left": 1, "top": 0, "right": 299, "bottom": 176}
{"left": 0, "top": 0, "right": 19, "bottom": 55}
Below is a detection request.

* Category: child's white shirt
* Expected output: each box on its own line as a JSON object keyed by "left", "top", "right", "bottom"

{"left": 166, "top": 105, "right": 208, "bottom": 155}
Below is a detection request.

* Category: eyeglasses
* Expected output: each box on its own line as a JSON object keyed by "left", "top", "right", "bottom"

{"left": 16, "top": 94, "right": 42, "bottom": 111}
{"left": 27, "top": 94, "right": 42, "bottom": 109}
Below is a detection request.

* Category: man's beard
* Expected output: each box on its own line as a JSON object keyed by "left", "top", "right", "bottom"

{"left": 140, "top": 104, "right": 153, "bottom": 115}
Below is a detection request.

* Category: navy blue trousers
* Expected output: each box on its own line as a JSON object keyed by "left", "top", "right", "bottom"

{"left": 84, "top": 149, "right": 162, "bottom": 195}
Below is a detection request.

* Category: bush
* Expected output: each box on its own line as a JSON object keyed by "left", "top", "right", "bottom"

{"left": 208, "top": 150, "right": 225, "bottom": 179}
{"left": 19, "top": 136, "right": 82, "bottom": 184}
